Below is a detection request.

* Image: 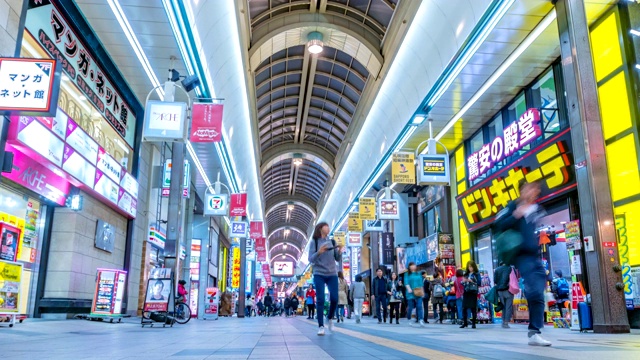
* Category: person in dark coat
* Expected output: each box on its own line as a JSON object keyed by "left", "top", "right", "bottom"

{"left": 460, "top": 261, "right": 481, "bottom": 329}
{"left": 371, "top": 268, "right": 389, "bottom": 323}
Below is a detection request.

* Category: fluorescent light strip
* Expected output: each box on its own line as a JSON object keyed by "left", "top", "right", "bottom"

{"left": 434, "top": 9, "right": 557, "bottom": 142}
{"left": 107, "top": 0, "right": 163, "bottom": 99}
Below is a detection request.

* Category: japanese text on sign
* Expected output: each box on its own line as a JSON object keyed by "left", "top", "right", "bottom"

{"left": 392, "top": 152, "right": 416, "bottom": 184}
{"left": 231, "top": 247, "right": 241, "bottom": 288}
{"left": 359, "top": 197, "right": 376, "bottom": 220}
{"left": 0, "top": 58, "right": 57, "bottom": 115}
{"left": 467, "top": 108, "right": 541, "bottom": 181}
{"left": 457, "top": 129, "right": 575, "bottom": 232}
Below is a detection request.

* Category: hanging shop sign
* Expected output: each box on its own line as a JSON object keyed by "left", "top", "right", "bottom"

{"left": 381, "top": 232, "right": 394, "bottom": 265}
{"left": 457, "top": 128, "right": 576, "bottom": 232}
{"left": 0, "top": 260, "right": 22, "bottom": 313}
{"left": 204, "top": 193, "right": 228, "bottom": 216}
{"left": 161, "top": 159, "right": 190, "bottom": 198}
{"left": 358, "top": 197, "right": 376, "bottom": 220}
{"left": 229, "top": 193, "right": 247, "bottom": 217}
{"left": 250, "top": 221, "right": 263, "bottom": 239}
{"left": 230, "top": 221, "right": 248, "bottom": 238}
{"left": 0, "top": 58, "right": 60, "bottom": 117}
{"left": 142, "top": 100, "right": 187, "bottom": 142}
{"left": 348, "top": 211, "right": 362, "bottom": 232}
{"left": 378, "top": 199, "right": 400, "bottom": 220}
{"left": 255, "top": 237, "right": 266, "bottom": 262}
{"left": 417, "top": 154, "right": 450, "bottom": 186}
{"left": 467, "top": 108, "right": 541, "bottom": 182}
{"left": 231, "top": 247, "right": 241, "bottom": 288}
{"left": 190, "top": 102, "right": 223, "bottom": 142}
{"left": 364, "top": 219, "right": 383, "bottom": 232}
{"left": 564, "top": 220, "right": 582, "bottom": 250}
{"left": 333, "top": 231, "right": 346, "bottom": 247}
{"left": 273, "top": 261, "right": 294, "bottom": 277}
{"left": 148, "top": 225, "right": 166, "bottom": 250}
{"left": 392, "top": 152, "right": 416, "bottom": 184}
{"left": 347, "top": 232, "right": 363, "bottom": 248}
{"left": 25, "top": 2, "right": 136, "bottom": 145}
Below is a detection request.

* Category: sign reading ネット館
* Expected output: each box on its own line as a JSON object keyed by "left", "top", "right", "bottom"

{"left": 457, "top": 128, "right": 576, "bottom": 232}
{"left": 467, "top": 108, "right": 542, "bottom": 182}
{"left": 0, "top": 58, "right": 60, "bottom": 116}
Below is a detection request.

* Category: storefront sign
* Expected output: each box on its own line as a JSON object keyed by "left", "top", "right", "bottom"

{"left": 438, "top": 233, "right": 455, "bottom": 261}
{"left": 381, "top": 232, "right": 394, "bottom": 265}
{"left": 358, "top": 197, "right": 376, "bottom": 220}
{"left": 467, "top": 108, "right": 541, "bottom": 181}
{"left": 120, "top": 172, "right": 139, "bottom": 199}
{"left": 16, "top": 115, "right": 65, "bottom": 167}
{"left": 348, "top": 211, "right": 362, "bottom": 232}
{"left": 161, "top": 159, "right": 190, "bottom": 198}
{"left": 0, "top": 260, "right": 22, "bottom": 313}
{"left": 348, "top": 232, "right": 362, "bottom": 247}
{"left": 564, "top": 220, "right": 582, "bottom": 250}
{"left": 378, "top": 199, "right": 399, "bottom": 220}
{"left": 273, "top": 261, "right": 294, "bottom": 277}
{"left": 249, "top": 221, "right": 263, "bottom": 239}
{"left": 148, "top": 225, "right": 166, "bottom": 249}
{"left": 62, "top": 144, "right": 96, "bottom": 187}
{"left": 91, "top": 269, "right": 126, "bottom": 315}
{"left": 94, "top": 171, "right": 119, "bottom": 205}
{"left": 142, "top": 100, "right": 187, "bottom": 142}
{"left": 457, "top": 129, "right": 575, "bottom": 232}
{"left": 406, "top": 238, "right": 427, "bottom": 267}
{"left": 4, "top": 144, "right": 70, "bottom": 205}
{"left": 96, "top": 148, "right": 122, "bottom": 184}
{"left": 204, "top": 287, "right": 219, "bottom": 316}
{"left": 426, "top": 233, "right": 438, "bottom": 262}
{"left": 190, "top": 103, "right": 223, "bottom": 142}
{"left": 230, "top": 221, "right": 247, "bottom": 238}
{"left": 26, "top": 2, "right": 136, "bottom": 145}
{"left": 231, "top": 247, "right": 241, "bottom": 288}
{"left": 65, "top": 117, "right": 99, "bottom": 163}
{"left": 204, "top": 193, "right": 228, "bottom": 216}
{"left": 417, "top": 154, "right": 450, "bottom": 186}
{"left": 0, "top": 58, "right": 60, "bottom": 116}
{"left": 333, "top": 231, "right": 346, "bottom": 247}
{"left": 229, "top": 193, "right": 247, "bottom": 217}
{"left": 392, "top": 152, "right": 416, "bottom": 184}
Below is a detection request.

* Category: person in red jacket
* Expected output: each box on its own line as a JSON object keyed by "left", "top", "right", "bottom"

{"left": 306, "top": 285, "right": 317, "bottom": 319}
{"left": 177, "top": 280, "right": 188, "bottom": 303}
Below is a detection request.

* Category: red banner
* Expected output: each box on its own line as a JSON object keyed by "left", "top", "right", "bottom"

{"left": 257, "top": 251, "right": 266, "bottom": 262}
{"left": 190, "top": 103, "right": 223, "bottom": 142}
{"left": 250, "top": 221, "right": 263, "bottom": 239}
{"left": 262, "top": 263, "right": 272, "bottom": 286}
{"left": 230, "top": 193, "right": 247, "bottom": 217}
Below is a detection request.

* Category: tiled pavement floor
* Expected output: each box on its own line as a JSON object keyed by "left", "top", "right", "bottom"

{"left": 0, "top": 315, "right": 639, "bottom": 359}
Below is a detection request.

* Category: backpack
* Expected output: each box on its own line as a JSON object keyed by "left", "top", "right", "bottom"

{"left": 433, "top": 283, "right": 445, "bottom": 298}
{"left": 556, "top": 278, "right": 570, "bottom": 297}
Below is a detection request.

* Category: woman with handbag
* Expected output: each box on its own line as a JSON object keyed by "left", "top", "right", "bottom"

{"left": 461, "top": 260, "right": 481, "bottom": 329}
{"left": 387, "top": 272, "right": 403, "bottom": 324}
{"left": 405, "top": 262, "right": 426, "bottom": 327}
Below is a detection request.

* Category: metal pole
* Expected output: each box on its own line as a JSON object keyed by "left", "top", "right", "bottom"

{"left": 555, "top": 0, "right": 630, "bottom": 333}
{"left": 165, "top": 143, "right": 185, "bottom": 271}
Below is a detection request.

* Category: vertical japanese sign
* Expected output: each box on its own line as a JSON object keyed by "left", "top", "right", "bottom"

{"left": 392, "top": 152, "right": 416, "bottom": 184}
{"left": 0, "top": 58, "right": 60, "bottom": 116}
{"left": 230, "top": 193, "right": 247, "bottom": 217}
{"left": 348, "top": 211, "right": 362, "bottom": 232}
{"left": 190, "top": 102, "right": 223, "bottom": 142}
{"left": 358, "top": 197, "right": 376, "bottom": 220}
{"left": 381, "top": 232, "right": 394, "bottom": 265}
{"left": 231, "top": 247, "right": 241, "bottom": 288}
{"left": 249, "top": 221, "right": 263, "bottom": 239}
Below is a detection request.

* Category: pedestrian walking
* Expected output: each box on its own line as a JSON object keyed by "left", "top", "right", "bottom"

{"left": 405, "top": 262, "right": 425, "bottom": 327}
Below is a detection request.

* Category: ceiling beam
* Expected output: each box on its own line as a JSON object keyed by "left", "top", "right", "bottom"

{"left": 268, "top": 224, "right": 308, "bottom": 240}
{"left": 265, "top": 194, "right": 318, "bottom": 218}
{"left": 319, "top": 0, "right": 328, "bottom": 13}
{"left": 269, "top": 253, "right": 297, "bottom": 263}
{"left": 261, "top": 142, "right": 335, "bottom": 177}
{"left": 299, "top": 52, "right": 318, "bottom": 145}
{"left": 269, "top": 240, "right": 302, "bottom": 253}
{"left": 294, "top": 50, "right": 312, "bottom": 144}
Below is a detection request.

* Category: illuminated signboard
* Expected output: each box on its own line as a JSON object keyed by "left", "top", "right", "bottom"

{"left": 378, "top": 199, "right": 399, "bottom": 220}
{"left": 417, "top": 154, "right": 450, "bottom": 186}
{"left": 0, "top": 58, "right": 60, "bottom": 116}
{"left": 273, "top": 261, "right": 294, "bottom": 277}
{"left": 143, "top": 100, "right": 187, "bottom": 142}
{"left": 467, "top": 108, "right": 542, "bottom": 182}
{"left": 457, "top": 128, "right": 575, "bottom": 232}
{"left": 348, "top": 232, "right": 362, "bottom": 247}
{"left": 232, "top": 247, "right": 241, "bottom": 288}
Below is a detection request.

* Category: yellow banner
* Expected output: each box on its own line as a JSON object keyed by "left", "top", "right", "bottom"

{"left": 348, "top": 212, "right": 362, "bottom": 232}
{"left": 359, "top": 197, "right": 376, "bottom": 220}
{"left": 392, "top": 152, "right": 416, "bottom": 184}
{"left": 0, "top": 260, "right": 22, "bottom": 313}
{"left": 334, "top": 231, "right": 346, "bottom": 246}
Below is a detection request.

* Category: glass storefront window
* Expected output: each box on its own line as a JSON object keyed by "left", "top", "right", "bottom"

{"left": 425, "top": 208, "right": 436, "bottom": 236}
{"left": 475, "top": 231, "right": 495, "bottom": 285}
{"left": 469, "top": 131, "right": 484, "bottom": 155}
{"left": 506, "top": 92, "right": 527, "bottom": 124}
{"left": 531, "top": 69, "right": 560, "bottom": 139}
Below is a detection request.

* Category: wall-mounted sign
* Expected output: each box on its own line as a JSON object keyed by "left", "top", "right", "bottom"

{"left": 564, "top": 220, "right": 581, "bottom": 250}
{"left": 94, "top": 171, "right": 119, "bottom": 205}
{"left": 381, "top": 232, "right": 394, "bottom": 265}
{"left": 62, "top": 144, "right": 96, "bottom": 188}
{"left": 333, "top": 231, "right": 346, "bottom": 247}
{"left": 97, "top": 147, "right": 122, "bottom": 184}
{"left": 348, "top": 211, "right": 362, "bottom": 232}
{"left": 230, "top": 193, "right": 247, "bottom": 217}
{"left": 117, "top": 188, "right": 137, "bottom": 217}
{"left": 65, "top": 117, "right": 99, "bottom": 164}
{"left": 273, "top": 261, "right": 294, "bottom": 277}
{"left": 358, "top": 197, "right": 376, "bottom": 220}
{"left": 249, "top": 221, "right": 263, "bottom": 239}
{"left": 148, "top": 225, "right": 166, "bottom": 250}
{"left": 392, "top": 151, "right": 416, "bottom": 184}
{"left": 418, "top": 154, "right": 450, "bottom": 186}
{"left": 0, "top": 58, "right": 60, "bottom": 116}
{"left": 467, "top": 108, "right": 541, "bottom": 182}
{"left": 204, "top": 193, "right": 228, "bottom": 216}
{"left": 25, "top": 2, "right": 136, "bottom": 145}
{"left": 230, "top": 221, "right": 248, "bottom": 238}
{"left": 15, "top": 115, "right": 65, "bottom": 167}
{"left": 94, "top": 219, "right": 114, "bottom": 253}
{"left": 142, "top": 100, "right": 187, "bottom": 142}
{"left": 438, "top": 233, "right": 455, "bottom": 263}
{"left": 190, "top": 102, "right": 223, "bottom": 142}
{"left": 378, "top": 199, "right": 399, "bottom": 220}
{"left": 120, "top": 171, "right": 139, "bottom": 199}
{"left": 162, "top": 159, "right": 190, "bottom": 198}
{"left": 348, "top": 232, "right": 362, "bottom": 247}
{"left": 457, "top": 128, "right": 575, "bottom": 232}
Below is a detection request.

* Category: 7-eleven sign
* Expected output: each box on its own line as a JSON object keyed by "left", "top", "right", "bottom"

{"left": 204, "top": 193, "right": 228, "bottom": 216}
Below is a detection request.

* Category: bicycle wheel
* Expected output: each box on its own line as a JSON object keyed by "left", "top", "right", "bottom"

{"left": 174, "top": 302, "right": 191, "bottom": 324}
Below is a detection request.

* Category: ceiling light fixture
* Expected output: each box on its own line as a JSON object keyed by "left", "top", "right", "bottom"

{"left": 283, "top": 243, "right": 288, "bottom": 251}
{"left": 287, "top": 202, "right": 295, "bottom": 211}
{"left": 292, "top": 153, "right": 304, "bottom": 166}
{"left": 411, "top": 115, "right": 426, "bottom": 125}
{"left": 307, "top": 31, "right": 324, "bottom": 54}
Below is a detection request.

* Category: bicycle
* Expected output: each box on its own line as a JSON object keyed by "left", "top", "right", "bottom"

{"left": 172, "top": 300, "right": 191, "bottom": 324}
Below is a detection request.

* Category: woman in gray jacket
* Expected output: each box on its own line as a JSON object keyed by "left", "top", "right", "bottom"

{"left": 349, "top": 274, "right": 366, "bottom": 323}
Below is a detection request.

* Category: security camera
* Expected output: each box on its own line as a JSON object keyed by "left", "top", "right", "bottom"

{"left": 182, "top": 75, "right": 201, "bottom": 92}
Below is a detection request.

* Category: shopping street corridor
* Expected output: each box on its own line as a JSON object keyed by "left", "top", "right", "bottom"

{"left": 1, "top": 315, "right": 639, "bottom": 360}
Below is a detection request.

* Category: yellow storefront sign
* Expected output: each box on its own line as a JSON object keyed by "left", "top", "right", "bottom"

{"left": 358, "top": 197, "right": 376, "bottom": 220}
{"left": 392, "top": 152, "right": 415, "bottom": 184}
{"left": 333, "top": 231, "right": 346, "bottom": 246}
{"left": 348, "top": 212, "right": 362, "bottom": 232}
{"left": 0, "top": 260, "right": 22, "bottom": 313}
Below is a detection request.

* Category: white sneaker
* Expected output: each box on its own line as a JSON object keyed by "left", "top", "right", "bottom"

{"left": 317, "top": 327, "right": 325, "bottom": 336}
{"left": 327, "top": 319, "right": 334, "bottom": 333}
{"left": 528, "top": 334, "right": 551, "bottom": 346}
{"left": 419, "top": 320, "right": 426, "bottom": 327}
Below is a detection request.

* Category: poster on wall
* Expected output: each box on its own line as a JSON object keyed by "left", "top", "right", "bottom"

{"left": 381, "top": 232, "right": 394, "bottom": 265}
{"left": 378, "top": 199, "right": 399, "bottom": 220}
{"left": 438, "top": 233, "right": 455, "bottom": 265}
{"left": 0, "top": 223, "right": 21, "bottom": 262}
{"left": 0, "top": 260, "right": 22, "bottom": 313}
{"left": 564, "top": 220, "right": 581, "bottom": 250}
{"left": 426, "top": 233, "right": 438, "bottom": 262}
{"left": 396, "top": 248, "right": 407, "bottom": 274}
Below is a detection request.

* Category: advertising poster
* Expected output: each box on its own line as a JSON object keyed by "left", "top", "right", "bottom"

{"left": 190, "top": 103, "right": 223, "bottom": 143}
{"left": 381, "top": 232, "right": 394, "bottom": 265}
{"left": 396, "top": 248, "right": 407, "bottom": 274}
{"left": 273, "top": 261, "right": 294, "bottom": 277}
{"left": 144, "top": 279, "right": 171, "bottom": 312}
{"left": 249, "top": 221, "right": 263, "bottom": 239}
{"left": 348, "top": 211, "right": 362, "bottom": 232}
{"left": 230, "top": 193, "right": 248, "bottom": 217}
{"left": 406, "top": 238, "right": 427, "bottom": 266}
{"left": 392, "top": 152, "right": 415, "bottom": 184}
{"left": 378, "top": 199, "right": 400, "bottom": 220}
{"left": 0, "top": 223, "right": 21, "bottom": 262}
{"left": 564, "top": 220, "right": 581, "bottom": 250}
{"left": 0, "top": 260, "right": 21, "bottom": 313}
{"left": 333, "top": 231, "right": 346, "bottom": 247}
{"left": 358, "top": 197, "right": 376, "bottom": 220}
{"left": 438, "top": 233, "right": 455, "bottom": 264}
{"left": 92, "top": 270, "right": 116, "bottom": 314}
{"left": 426, "top": 233, "right": 438, "bottom": 262}
{"left": 631, "top": 267, "right": 640, "bottom": 309}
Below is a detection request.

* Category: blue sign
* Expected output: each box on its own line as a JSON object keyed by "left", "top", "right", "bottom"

{"left": 230, "top": 221, "right": 247, "bottom": 238}
{"left": 405, "top": 238, "right": 427, "bottom": 267}
{"left": 426, "top": 233, "right": 438, "bottom": 262}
